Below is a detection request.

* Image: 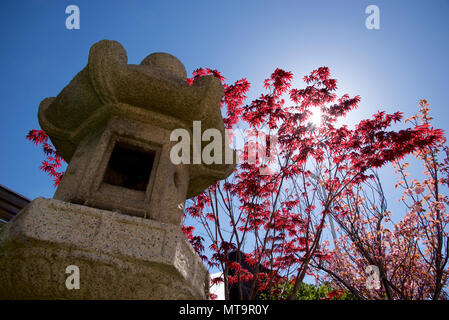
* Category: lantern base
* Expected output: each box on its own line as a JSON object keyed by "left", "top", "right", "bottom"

{"left": 0, "top": 198, "right": 209, "bottom": 299}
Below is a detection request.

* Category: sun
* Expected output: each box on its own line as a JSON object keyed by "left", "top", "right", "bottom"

{"left": 310, "top": 108, "right": 322, "bottom": 127}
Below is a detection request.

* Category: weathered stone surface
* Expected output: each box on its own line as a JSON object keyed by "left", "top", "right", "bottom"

{"left": 0, "top": 198, "right": 209, "bottom": 299}
{"left": 38, "top": 39, "right": 236, "bottom": 200}
{"left": 53, "top": 115, "right": 189, "bottom": 225}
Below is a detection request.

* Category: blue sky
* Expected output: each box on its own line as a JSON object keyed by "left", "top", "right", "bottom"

{"left": 1, "top": 0, "right": 448, "bottom": 206}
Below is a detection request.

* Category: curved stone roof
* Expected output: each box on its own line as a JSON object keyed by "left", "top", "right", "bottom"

{"left": 38, "top": 40, "right": 235, "bottom": 198}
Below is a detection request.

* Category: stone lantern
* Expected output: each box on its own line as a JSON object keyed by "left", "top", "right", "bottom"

{"left": 0, "top": 40, "right": 235, "bottom": 299}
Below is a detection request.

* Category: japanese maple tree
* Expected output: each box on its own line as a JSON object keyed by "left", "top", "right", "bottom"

{"left": 181, "top": 68, "right": 444, "bottom": 300}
